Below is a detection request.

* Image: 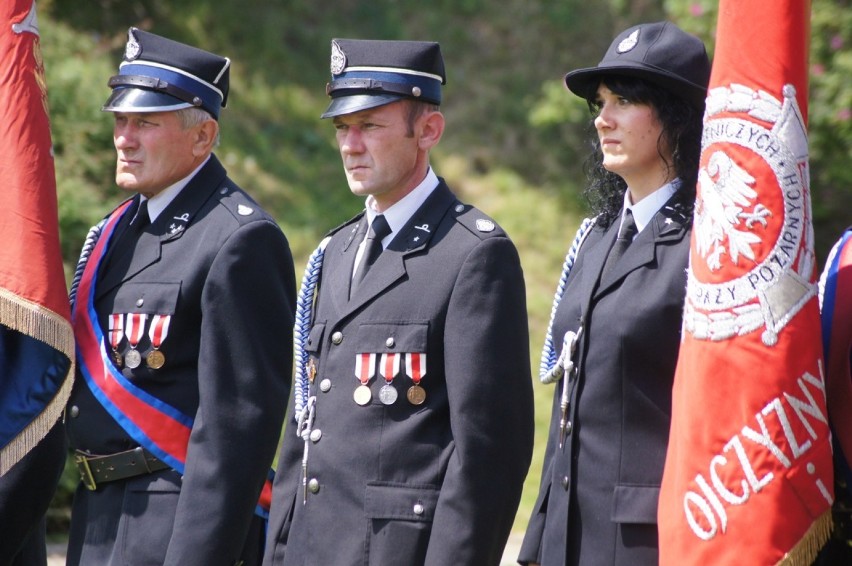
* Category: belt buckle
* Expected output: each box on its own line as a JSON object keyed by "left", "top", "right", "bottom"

{"left": 74, "top": 452, "right": 97, "bottom": 491}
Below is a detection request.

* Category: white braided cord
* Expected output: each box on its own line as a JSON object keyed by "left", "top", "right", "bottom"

{"left": 539, "top": 217, "right": 595, "bottom": 384}
{"left": 68, "top": 220, "right": 106, "bottom": 309}
{"left": 293, "top": 237, "right": 331, "bottom": 424}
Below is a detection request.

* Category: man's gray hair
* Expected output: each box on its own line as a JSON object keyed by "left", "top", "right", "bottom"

{"left": 176, "top": 107, "right": 220, "bottom": 147}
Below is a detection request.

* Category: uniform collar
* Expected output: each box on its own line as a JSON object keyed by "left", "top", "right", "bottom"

{"left": 621, "top": 178, "right": 681, "bottom": 236}
{"left": 364, "top": 167, "right": 439, "bottom": 247}
{"left": 142, "top": 155, "right": 211, "bottom": 222}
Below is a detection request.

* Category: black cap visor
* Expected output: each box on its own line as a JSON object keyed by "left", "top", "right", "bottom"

{"left": 321, "top": 93, "right": 404, "bottom": 119}
{"left": 102, "top": 87, "right": 193, "bottom": 114}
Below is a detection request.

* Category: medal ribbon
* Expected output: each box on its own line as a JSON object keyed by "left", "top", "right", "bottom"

{"left": 71, "top": 201, "right": 272, "bottom": 515}
{"left": 405, "top": 353, "right": 426, "bottom": 385}
{"left": 380, "top": 353, "right": 401, "bottom": 384}
{"left": 108, "top": 313, "right": 124, "bottom": 351}
{"left": 355, "top": 352, "right": 376, "bottom": 385}
{"left": 148, "top": 314, "right": 172, "bottom": 350}
{"left": 125, "top": 312, "right": 148, "bottom": 350}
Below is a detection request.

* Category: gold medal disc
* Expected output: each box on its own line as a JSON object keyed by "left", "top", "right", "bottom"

{"left": 407, "top": 385, "right": 426, "bottom": 405}
{"left": 112, "top": 350, "right": 124, "bottom": 368}
{"left": 124, "top": 349, "right": 142, "bottom": 369}
{"left": 146, "top": 349, "right": 166, "bottom": 369}
{"left": 354, "top": 384, "right": 372, "bottom": 406}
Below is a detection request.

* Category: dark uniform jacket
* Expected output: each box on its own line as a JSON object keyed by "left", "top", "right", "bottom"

{"left": 264, "top": 181, "right": 534, "bottom": 566}
{"left": 65, "top": 156, "right": 296, "bottom": 566}
{"left": 519, "top": 196, "right": 692, "bottom": 566}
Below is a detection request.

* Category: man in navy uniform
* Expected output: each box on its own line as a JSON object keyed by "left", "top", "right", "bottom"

{"left": 263, "top": 39, "right": 535, "bottom": 566}
{"left": 65, "top": 28, "right": 296, "bottom": 566}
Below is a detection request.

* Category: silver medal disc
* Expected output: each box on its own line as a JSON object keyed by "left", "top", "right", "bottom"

{"left": 379, "top": 384, "right": 398, "bottom": 405}
{"left": 124, "top": 348, "right": 142, "bottom": 369}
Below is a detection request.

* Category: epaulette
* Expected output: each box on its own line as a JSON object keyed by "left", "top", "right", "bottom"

{"left": 323, "top": 210, "right": 366, "bottom": 240}
{"left": 451, "top": 203, "right": 507, "bottom": 240}
{"left": 217, "top": 184, "right": 272, "bottom": 225}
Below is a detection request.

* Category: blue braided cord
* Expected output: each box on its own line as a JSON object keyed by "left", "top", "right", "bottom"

{"left": 293, "top": 237, "right": 331, "bottom": 422}
{"left": 539, "top": 217, "right": 596, "bottom": 383}
{"left": 69, "top": 220, "right": 106, "bottom": 309}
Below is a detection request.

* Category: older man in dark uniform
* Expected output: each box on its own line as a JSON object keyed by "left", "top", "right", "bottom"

{"left": 65, "top": 28, "right": 295, "bottom": 566}
{"left": 263, "top": 39, "right": 535, "bottom": 566}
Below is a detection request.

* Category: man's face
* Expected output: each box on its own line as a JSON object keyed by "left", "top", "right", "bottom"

{"left": 332, "top": 101, "right": 425, "bottom": 210}
{"left": 112, "top": 111, "right": 201, "bottom": 198}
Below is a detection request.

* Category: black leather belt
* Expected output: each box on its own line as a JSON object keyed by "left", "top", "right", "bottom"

{"left": 74, "top": 447, "right": 170, "bottom": 491}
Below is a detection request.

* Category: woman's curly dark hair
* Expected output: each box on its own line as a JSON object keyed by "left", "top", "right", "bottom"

{"left": 581, "top": 75, "right": 704, "bottom": 228}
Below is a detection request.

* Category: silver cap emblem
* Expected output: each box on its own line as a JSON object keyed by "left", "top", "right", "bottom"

{"left": 617, "top": 29, "right": 640, "bottom": 53}
{"left": 330, "top": 40, "right": 346, "bottom": 75}
{"left": 125, "top": 29, "right": 142, "bottom": 61}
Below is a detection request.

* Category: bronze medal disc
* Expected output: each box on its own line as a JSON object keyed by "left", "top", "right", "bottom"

{"left": 407, "top": 385, "right": 426, "bottom": 405}
{"left": 124, "top": 349, "right": 142, "bottom": 369}
{"left": 146, "top": 349, "right": 166, "bottom": 369}
{"left": 354, "top": 384, "right": 372, "bottom": 406}
{"left": 378, "top": 384, "right": 398, "bottom": 405}
{"left": 112, "top": 350, "right": 124, "bottom": 368}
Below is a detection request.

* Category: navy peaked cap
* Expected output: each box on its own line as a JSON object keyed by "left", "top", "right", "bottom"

{"left": 565, "top": 21, "right": 710, "bottom": 110}
{"left": 103, "top": 28, "right": 230, "bottom": 119}
{"left": 322, "top": 38, "right": 446, "bottom": 119}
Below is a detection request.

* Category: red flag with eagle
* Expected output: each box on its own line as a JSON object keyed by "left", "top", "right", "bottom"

{"left": 659, "top": 1, "right": 835, "bottom": 564}
{"left": 0, "top": 0, "right": 73, "bottom": 475}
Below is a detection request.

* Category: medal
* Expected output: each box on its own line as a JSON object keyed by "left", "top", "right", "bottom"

{"left": 125, "top": 348, "right": 142, "bottom": 369}
{"left": 354, "top": 352, "right": 376, "bottom": 406}
{"left": 407, "top": 384, "right": 427, "bottom": 405}
{"left": 124, "top": 312, "right": 147, "bottom": 370}
{"left": 108, "top": 313, "right": 124, "bottom": 368}
{"left": 378, "top": 353, "right": 401, "bottom": 406}
{"left": 307, "top": 358, "right": 317, "bottom": 383}
{"left": 354, "top": 384, "right": 372, "bottom": 405}
{"left": 146, "top": 349, "right": 165, "bottom": 369}
{"left": 146, "top": 314, "right": 171, "bottom": 369}
{"left": 379, "top": 384, "right": 398, "bottom": 405}
{"left": 405, "top": 353, "right": 427, "bottom": 406}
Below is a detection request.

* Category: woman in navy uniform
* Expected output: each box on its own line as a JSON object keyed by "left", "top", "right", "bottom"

{"left": 65, "top": 28, "right": 295, "bottom": 566}
{"left": 263, "top": 39, "right": 534, "bottom": 566}
{"left": 519, "top": 22, "right": 710, "bottom": 566}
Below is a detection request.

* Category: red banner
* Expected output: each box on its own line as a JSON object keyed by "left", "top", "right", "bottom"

{"left": 0, "top": 0, "right": 73, "bottom": 474}
{"left": 659, "top": 1, "right": 834, "bottom": 564}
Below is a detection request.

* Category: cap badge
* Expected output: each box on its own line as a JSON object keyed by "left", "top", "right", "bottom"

{"left": 476, "top": 219, "right": 495, "bottom": 233}
{"left": 617, "top": 29, "right": 640, "bottom": 53}
{"left": 124, "top": 29, "right": 142, "bottom": 61}
{"left": 330, "top": 40, "right": 346, "bottom": 76}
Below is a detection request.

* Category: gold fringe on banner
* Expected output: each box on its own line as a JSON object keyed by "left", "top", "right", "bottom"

{"left": 0, "top": 287, "right": 75, "bottom": 475}
{"left": 776, "top": 509, "right": 834, "bottom": 566}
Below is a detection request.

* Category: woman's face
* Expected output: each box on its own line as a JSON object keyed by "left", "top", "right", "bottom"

{"left": 593, "top": 83, "right": 673, "bottom": 198}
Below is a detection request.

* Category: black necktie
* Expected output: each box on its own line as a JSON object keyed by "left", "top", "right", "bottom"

{"left": 102, "top": 199, "right": 150, "bottom": 275}
{"left": 600, "top": 209, "right": 637, "bottom": 279}
{"left": 352, "top": 215, "right": 391, "bottom": 290}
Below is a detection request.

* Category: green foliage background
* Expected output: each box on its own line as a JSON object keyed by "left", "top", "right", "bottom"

{"left": 40, "top": 0, "right": 851, "bottom": 544}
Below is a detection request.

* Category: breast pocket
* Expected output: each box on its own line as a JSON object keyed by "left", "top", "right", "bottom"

{"left": 113, "top": 281, "right": 181, "bottom": 316}
{"left": 354, "top": 322, "right": 429, "bottom": 405}
{"left": 365, "top": 482, "right": 439, "bottom": 566}
{"left": 111, "top": 282, "right": 181, "bottom": 381}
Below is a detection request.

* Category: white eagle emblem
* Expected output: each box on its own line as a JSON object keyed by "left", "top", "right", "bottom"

{"left": 695, "top": 151, "right": 771, "bottom": 271}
